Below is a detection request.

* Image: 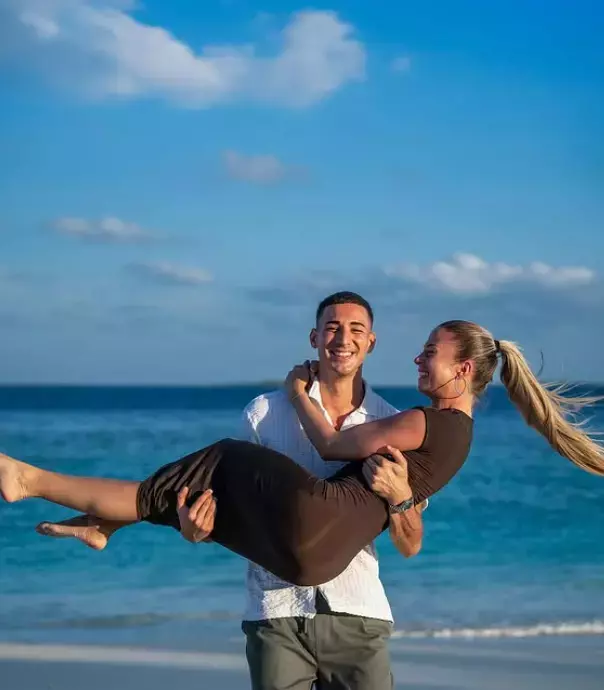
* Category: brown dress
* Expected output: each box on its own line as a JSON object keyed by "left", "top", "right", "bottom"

{"left": 137, "top": 406, "right": 473, "bottom": 586}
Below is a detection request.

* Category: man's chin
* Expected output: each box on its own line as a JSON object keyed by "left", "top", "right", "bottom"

{"left": 326, "top": 362, "right": 361, "bottom": 377}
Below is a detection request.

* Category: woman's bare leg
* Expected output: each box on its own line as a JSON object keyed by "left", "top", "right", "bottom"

{"left": 36, "top": 515, "right": 132, "bottom": 550}
{"left": 0, "top": 452, "right": 140, "bottom": 521}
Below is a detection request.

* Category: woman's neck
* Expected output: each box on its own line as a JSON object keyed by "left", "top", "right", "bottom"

{"left": 429, "top": 395, "right": 474, "bottom": 418}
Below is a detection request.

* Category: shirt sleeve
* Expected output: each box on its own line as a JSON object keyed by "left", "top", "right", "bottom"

{"left": 240, "top": 409, "right": 261, "bottom": 445}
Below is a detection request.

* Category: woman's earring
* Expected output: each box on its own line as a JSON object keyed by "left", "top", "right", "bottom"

{"left": 454, "top": 375, "right": 467, "bottom": 396}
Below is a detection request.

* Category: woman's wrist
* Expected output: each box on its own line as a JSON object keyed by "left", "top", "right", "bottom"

{"left": 290, "top": 388, "right": 308, "bottom": 402}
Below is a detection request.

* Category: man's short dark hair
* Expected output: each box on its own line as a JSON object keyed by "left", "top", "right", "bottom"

{"left": 315, "top": 291, "right": 374, "bottom": 325}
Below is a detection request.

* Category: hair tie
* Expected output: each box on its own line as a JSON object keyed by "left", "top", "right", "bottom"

{"left": 494, "top": 339, "right": 501, "bottom": 354}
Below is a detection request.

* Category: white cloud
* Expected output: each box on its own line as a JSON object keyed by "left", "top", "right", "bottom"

{"left": 222, "top": 150, "right": 302, "bottom": 185}
{"left": 527, "top": 262, "right": 595, "bottom": 287}
{"left": 53, "top": 216, "right": 153, "bottom": 242}
{"left": 384, "top": 253, "right": 596, "bottom": 294}
{"left": 20, "top": 9, "right": 61, "bottom": 39}
{"left": 391, "top": 55, "right": 411, "bottom": 73}
{"left": 131, "top": 262, "right": 213, "bottom": 286}
{"left": 0, "top": 2, "right": 365, "bottom": 108}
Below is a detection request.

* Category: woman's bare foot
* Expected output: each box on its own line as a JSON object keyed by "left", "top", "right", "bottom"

{"left": 0, "top": 453, "right": 33, "bottom": 503}
{"left": 35, "top": 515, "right": 125, "bottom": 551}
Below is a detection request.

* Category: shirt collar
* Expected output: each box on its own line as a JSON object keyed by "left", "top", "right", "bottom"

{"left": 308, "top": 378, "right": 381, "bottom": 420}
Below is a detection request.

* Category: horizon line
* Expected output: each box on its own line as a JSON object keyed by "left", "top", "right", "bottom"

{"left": 0, "top": 381, "right": 602, "bottom": 388}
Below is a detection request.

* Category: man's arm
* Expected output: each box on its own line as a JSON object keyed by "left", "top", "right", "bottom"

{"left": 362, "top": 445, "right": 425, "bottom": 558}
{"left": 388, "top": 504, "right": 424, "bottom": 558}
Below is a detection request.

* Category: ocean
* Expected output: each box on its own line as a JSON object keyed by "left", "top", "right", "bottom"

{"left": 1, "top": 385, "right": 603, "bottom": 650}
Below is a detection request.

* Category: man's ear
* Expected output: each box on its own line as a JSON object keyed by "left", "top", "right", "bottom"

{"left": 310, "top": 328, "right": 318, "bottom": 349}
{"left": 367, "top": 332, "right": 376, "bottom": 354}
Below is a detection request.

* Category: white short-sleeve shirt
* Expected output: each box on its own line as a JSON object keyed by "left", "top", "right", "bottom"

{"left": 241, "top": 379, "right": 399, "bottom": 622}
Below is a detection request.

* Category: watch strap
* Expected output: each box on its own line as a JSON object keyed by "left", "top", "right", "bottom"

{"left": 388, "top": 496, "right": 414, "bottom": 513}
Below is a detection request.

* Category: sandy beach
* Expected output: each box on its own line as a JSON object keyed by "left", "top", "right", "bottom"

{"left": 2, "top": 635, "right": 602, "bottom": 690}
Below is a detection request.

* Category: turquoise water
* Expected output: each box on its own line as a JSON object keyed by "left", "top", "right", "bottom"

{"left": 1, "top": 385, "right": 603, "bottom": 647}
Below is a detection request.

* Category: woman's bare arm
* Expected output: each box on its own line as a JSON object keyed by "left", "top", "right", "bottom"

{"left": 291, "top": 393, "right": 426, "bottom": 459}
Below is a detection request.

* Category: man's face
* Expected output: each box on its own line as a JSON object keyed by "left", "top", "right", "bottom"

{"left": 311, "top": 303, "right": 376, "bottom": 378}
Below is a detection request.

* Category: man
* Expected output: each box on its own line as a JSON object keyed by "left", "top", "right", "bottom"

{"left": 239, "top": 291, "right": 424, "bottom": 690}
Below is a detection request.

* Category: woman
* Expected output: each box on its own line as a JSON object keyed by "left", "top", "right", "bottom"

{"left": 1, "top": 321, "right": 602, "bottom": 586}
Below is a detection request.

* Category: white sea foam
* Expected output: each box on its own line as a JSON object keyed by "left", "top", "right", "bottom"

{"left": 391, "top": 620, "right": 604, "bottom": 639}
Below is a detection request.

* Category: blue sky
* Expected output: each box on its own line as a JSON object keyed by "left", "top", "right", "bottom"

{"left": 0, "top": 0, "right": 602, "bottom": 384}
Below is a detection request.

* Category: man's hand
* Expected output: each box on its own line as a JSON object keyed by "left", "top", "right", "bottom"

{"left": 362, "top": 445, "right": 412, "bottom": 505}
{"left": 176, "top": 487, "right": 216, "bottom": 543}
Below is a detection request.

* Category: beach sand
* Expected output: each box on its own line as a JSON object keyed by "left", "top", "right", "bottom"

{"left": 1, "top": 635, "right": 602, "bottom": 690}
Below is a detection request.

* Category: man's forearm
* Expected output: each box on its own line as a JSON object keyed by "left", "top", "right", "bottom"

{"left": 388, "top": 505, "right": 423, "bottom": 558}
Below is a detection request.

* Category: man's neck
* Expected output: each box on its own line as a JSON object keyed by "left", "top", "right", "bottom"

{"left": 317, "top": 369, "right": 365, "bottom": 430}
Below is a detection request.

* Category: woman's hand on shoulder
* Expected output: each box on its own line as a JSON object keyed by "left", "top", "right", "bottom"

{"left": 285, "top": 360, "right": 318, "bottom": 401}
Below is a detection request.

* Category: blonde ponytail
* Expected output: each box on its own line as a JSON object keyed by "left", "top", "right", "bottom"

{"left": 498, "top": 340, "right": 604, "bottom": 476}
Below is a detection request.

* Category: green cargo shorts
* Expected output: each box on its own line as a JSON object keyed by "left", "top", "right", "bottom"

{"left": 243, "top": 613, "right": 393, "bottom": 690}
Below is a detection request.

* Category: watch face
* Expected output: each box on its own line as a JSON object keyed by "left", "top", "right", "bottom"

{"left": 390, "top": 498, "right": 413, "bottom": 513}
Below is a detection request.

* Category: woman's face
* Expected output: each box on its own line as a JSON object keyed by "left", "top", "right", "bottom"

{"left": 414, "top": 328, "right": 466, "bottom": 398}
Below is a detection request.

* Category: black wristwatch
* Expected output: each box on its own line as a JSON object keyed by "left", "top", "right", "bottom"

{"left": 388, "top": 496, "right": 414, "bottom": 514}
